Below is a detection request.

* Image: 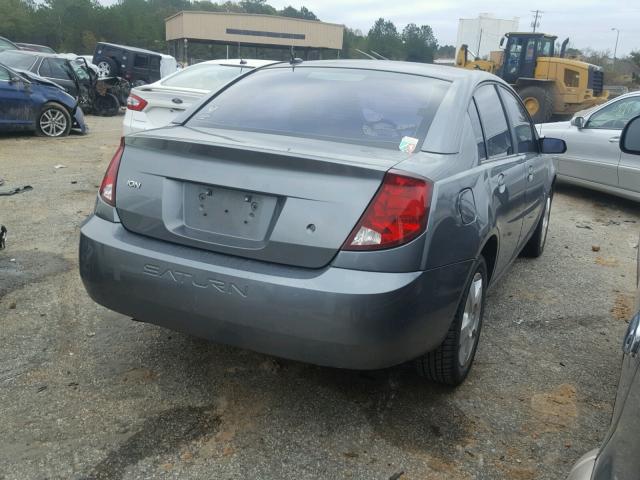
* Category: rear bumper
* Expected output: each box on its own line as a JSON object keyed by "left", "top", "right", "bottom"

{"left": 79, "top": 215, "right": 472, "bottom": 369}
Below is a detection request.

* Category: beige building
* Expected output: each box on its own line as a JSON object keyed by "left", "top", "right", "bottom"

{"left": 165, "top": 11, "right": 344, "bottom": 62}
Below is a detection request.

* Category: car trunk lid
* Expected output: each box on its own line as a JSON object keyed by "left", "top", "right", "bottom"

{"left": 115, "top": 126, "right": 409, "bottom": 268}
{"left": 135, "top": 86, "right": 205, "bottom": 129}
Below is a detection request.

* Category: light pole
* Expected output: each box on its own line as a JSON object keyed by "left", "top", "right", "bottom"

{"left": 611, "top": 27, "right": 620, "bottom": 71}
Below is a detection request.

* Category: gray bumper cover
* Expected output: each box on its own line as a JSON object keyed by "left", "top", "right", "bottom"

{"left": 79, "top": 215, "right": 472, "bottom": 369}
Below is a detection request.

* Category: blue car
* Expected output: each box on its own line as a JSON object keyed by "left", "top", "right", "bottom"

{"left": 0, "top": 61, "right": 87, "bottom": 137}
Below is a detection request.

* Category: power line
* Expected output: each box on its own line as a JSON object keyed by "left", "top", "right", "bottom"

{"left": 531, "top": 10, "right": 543, "bottom": 32}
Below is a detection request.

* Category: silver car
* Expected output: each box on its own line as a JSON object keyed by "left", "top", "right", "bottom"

{"left": 538, "top": 91, "right": 640, "bottom": 202}
{"left": 79, "top": 60, "right": 566, "bottom": 385}
{"left": 123, "top": 58, "right": 277, "bottom": 135}
{"left": 567, "top": 116, "right": 640, "bottom": 479}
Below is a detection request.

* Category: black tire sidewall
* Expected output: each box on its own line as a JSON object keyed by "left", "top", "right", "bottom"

{"left": 451, "top": 257, "right": 488, "bottom": 383}
{"left": 36, "top": 103, "right": 71, "bottom": 137}
{"left": 519, "top": 86, "right": 553, "bottom": 123}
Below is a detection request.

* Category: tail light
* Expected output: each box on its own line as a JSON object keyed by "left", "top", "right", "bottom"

{"left": 126, "top": 94, "right": 147, "bottom": 111}
{"left": 99, "top": 137, "right": 125, "bottom": 207}
{"left": 342, "top": 170, "right": 432, "bottom": 251}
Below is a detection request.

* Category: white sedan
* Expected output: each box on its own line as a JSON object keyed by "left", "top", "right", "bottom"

{"left": 537, "top": 91, "right": 640, "bottom": 202}
{"left": 123, "top": 58, "right": 277, "bottom": 135}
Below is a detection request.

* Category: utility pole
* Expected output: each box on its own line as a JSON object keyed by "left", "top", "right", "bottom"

{"left": 531, "top": 10, "right": 543, "bottom": 32}
{"left": 611, "top": 27, "right": 620, "bottom": 71}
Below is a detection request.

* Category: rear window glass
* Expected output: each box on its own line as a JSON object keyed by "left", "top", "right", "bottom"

{"left": 162, "top": 63, "right": 247, "bottom": 90}
{"left": 187, "top": 67, "right": 450, "bottom": 150}
{"left": 0, "top": 50, "right": 36, "bottom": 70}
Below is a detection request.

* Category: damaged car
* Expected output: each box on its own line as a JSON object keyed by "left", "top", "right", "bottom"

{"left": 0, "top": 49, "right": 129, "bottom": 116}
{"left": 80, "top": 61, "right": 567, "bottom": 385}
{"left": 0, "top": 62, "right": 87, "bottom": 137}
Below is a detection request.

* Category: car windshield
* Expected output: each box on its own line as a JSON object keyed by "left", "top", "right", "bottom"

{"left": 0, "top": 50, "right": 36, "bottom": 69}
{"left": 162, "top": 63, "right": 248, "bottom": 90}
{"left": 187, "top": 67, "right": 450, "bottom": 150}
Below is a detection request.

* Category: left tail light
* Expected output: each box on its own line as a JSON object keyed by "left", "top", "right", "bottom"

{"left": 99, "top": 137, "right": 125, "bottom": 207}
{"left": 342, "top": 170, "right": 433, "bottom": 251}
{"left": 126, "top": 94, "right": 147, "bottom": 111}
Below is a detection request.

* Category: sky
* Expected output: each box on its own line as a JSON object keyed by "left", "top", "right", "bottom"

{"left": 98, "top": 0, "right": 640, "bottom": 55}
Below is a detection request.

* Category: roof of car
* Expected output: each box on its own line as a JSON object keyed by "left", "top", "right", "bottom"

{"left": 198, "top": 58, "right": 280, "bottom": 68}
{"left": 96, "top": 42, "right": 163, "bottom": 56}
{"left": 265, "top": 59, "right": 497, "bottom": 85}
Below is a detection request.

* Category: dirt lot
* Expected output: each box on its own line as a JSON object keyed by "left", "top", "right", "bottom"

{"left": 1, "top": 115, "right": 639, "bottom": 480}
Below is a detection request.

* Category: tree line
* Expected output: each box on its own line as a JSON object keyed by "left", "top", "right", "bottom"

{"left": 0, "top": 0, "right": 453, "bottom": 62}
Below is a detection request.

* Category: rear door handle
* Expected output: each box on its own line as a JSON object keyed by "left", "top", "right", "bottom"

{"left": 527, "top": 165, "right": 534, "bottom": 182}
{"left": 172, "top": 98, "right": 183, "bottom": 104}
{"left": 609, "top": 136, "right": 621, "bottom": 143}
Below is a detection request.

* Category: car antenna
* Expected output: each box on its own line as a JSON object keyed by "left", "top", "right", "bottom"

{"left": 289, "top": 46, "right": 303, "bottom": 68}
{"left": 237, "top": 42, "right": 247, "bottom": 65}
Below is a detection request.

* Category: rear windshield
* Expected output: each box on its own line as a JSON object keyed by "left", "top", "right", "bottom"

{"left": 162, "top": 63, "right": 248, "bottom": 90}
{"left": 0, "top": 50, "right": 37, "bottom": 70}
{"left": 187, "top": 67, "right": 450, "bottom": 150}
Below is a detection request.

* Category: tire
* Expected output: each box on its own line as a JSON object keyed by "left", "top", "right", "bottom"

{"left": 96, "top": 58, "right": 116, "bottom": 77}
{"left": 415, "top": 257, "right": 487, "bottom": 386}
{"left": 93, "top": 93, "right": 120, "bottom": 117}
{"left": 522, "top": 191, "right": 553, "bottom": 258}
{"left": 518, "top": 86, "right": 554, "bottom": 123}
{"left": 35, "top": 103, "right": 71, "bottom": 138}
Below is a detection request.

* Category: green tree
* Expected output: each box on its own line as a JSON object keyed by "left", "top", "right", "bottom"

{"left": 0, "top": 0, "right": 36, "bottom": 42}
{"left": 402, "top": 23, "right": 437, "bottom": 63}
{"left": 367, "top": 18, "right": 402, "bottom": 59}
{"left": 279, "top": 5, "right": 317, "bottom": 20}
{"left": 436, "top": 44, "right": 455, "bottom": 59}
{"left": 239, "top": 0, "right": 276, "bottom": 14}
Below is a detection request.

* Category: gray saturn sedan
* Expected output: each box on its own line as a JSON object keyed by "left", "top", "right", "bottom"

{"left": 79, "top": 60, "right": 566, "bottom": 385}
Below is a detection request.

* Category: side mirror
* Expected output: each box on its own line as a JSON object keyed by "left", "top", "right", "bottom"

{"left": 500, "top": 37, "right": 505, "bottom": 47}
{"left": 539, "top": 137, "right": 567, "bottom": 154}
{"left": 571, "top": 116, "right": 585, "bottom": 128}
{"left": 620, "top": 115, "right": 640, "bottom": 155}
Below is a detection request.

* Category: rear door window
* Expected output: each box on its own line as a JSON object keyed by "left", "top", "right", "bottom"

{"left": 498, "top": 86, "right": 537, "bottom": 153}
{"left": 187, "top": 67, "right": 450, "bottom": 150}
{"left": 47, "top": 59, "right": 72, "bottom": 80}
{"left": 473, "top": 84, "right": 513, "bottom": 158}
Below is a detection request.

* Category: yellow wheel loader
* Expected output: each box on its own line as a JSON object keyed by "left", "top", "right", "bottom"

{"left": 456, "top": 32, "right": 608, "bottom": 122}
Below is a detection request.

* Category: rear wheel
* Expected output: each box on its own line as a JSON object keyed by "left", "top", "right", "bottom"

{"left": 36, "top": 103, "right": 71, "bottom": 137}
{"left": 522, "top": 191, "right": 552, "bottom": 258}
{"left": 415, "top": 257, "right": 487, "bottom": 386}
{"left": 519, "top": 86, "right": 554, "bottom": 123}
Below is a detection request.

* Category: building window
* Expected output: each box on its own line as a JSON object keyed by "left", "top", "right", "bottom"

{"left": 226, "top": 28, "right": 305, "bottom": 40}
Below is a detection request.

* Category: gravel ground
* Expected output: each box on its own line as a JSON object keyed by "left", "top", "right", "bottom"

{"left": 1, "top": 115, "right": 639, "bottom": 480}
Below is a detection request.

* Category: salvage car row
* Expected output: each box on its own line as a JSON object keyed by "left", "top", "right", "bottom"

{"left": 0, "top": 36, "right": 179, "bottom": 137}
